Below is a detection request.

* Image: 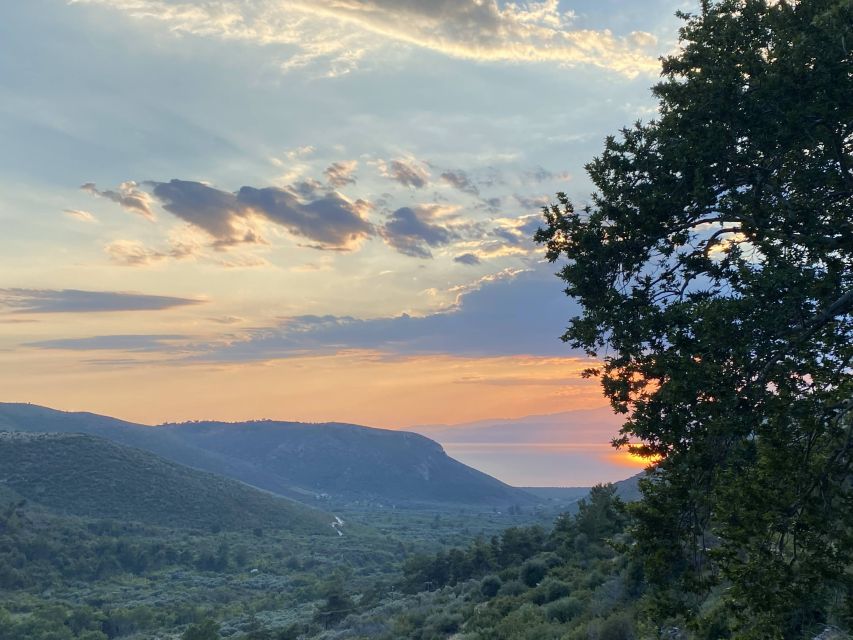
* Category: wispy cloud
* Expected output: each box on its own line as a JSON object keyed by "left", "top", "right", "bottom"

{"left": 63, "top": 209, "right": 98, "bottom": 223}
{"left": 71, "top": 0, "right": 661, "bottom": 77}
{"left": 324, "top": 160, "right": 358, "bottom": 187}
{"left": 448, "top": 214, "right": 541, "bottom": 262}
{"left": 524, "top": 166, "right": 572, "bottom": 183}
{"left": 26, "top": 334, "right": 191, "bottom": 352}
{"left": 81, "top": 181, "right": 155, "bottom": 220}
{"left": 0, "top": 289, "right": 203, "bottom": 313}
{"left": 104, "top": 239, "right": 199, "bottom": 266}
{"left": 440, "top": 170, "right": 479, "bottom": 196}
{"left": 378, "top": 158, "right": 430, "bottom": 189}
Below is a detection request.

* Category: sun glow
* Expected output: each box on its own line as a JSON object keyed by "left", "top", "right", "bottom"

{"left": 606, "top": 446, "right": 662, "bottom": 468}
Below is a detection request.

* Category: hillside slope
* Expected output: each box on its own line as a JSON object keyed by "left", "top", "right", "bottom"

{"left": 0, "top": 431, "right": 332, "bottom": 532}
{"left": 0, "top": 403, "right": 533, "bottom": 506}
{"left": 157, "top": 420, "right": 532, "bottom": 505}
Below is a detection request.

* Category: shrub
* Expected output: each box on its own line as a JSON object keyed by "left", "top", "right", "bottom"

{"left": 481, "top": 574, "right": 502, "bottom": 598}
{"left": 519, "top": 559, "right": 548, "bottom": 587}
{"left": 498, "top": 579, "right": 526, "bottom": 597}
{"left": 599, "top": 611, "right": 635, "bottom": 640}
{"left": 545, "top": 596, "right": 583, "bottom": 624}
{"left": 534, "top": 577, "right": 571, "bottom": 604}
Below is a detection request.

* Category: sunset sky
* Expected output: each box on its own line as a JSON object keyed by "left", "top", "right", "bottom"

{"left": 0, "top": 0, "right": 686, "bottom": 484}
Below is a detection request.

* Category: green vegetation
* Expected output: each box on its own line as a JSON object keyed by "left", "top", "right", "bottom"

{"left": 535, "top": 0, "right": 852, "bottom": 636}
{"left": 0, "top": 486, "right": 405, "bottom": 639}
{"left": 0, "top": 433, "right": 553, "bottom": 639}
{"left": 0, "top": 432, "right": 331, "bottom": 533}
{"left": 2, "top": 1, "right": 850, "bottom": 638}
{"left": 5, "top": 475, "right": 847, "bottom": 639}
{"left": 306, "top": 484, "right": 645, "bottom": 640}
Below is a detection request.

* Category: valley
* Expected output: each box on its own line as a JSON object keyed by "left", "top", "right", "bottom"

{"left": 0, "top": 403, "right": 634, "bottom": 639}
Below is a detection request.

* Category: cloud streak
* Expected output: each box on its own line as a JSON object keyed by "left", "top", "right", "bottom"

{"left": 63, "top": 209, "right": 97, "bottom": 223}
{"left": 71, "top": 0, "right": 662, "bottom": 76}
{"left": 0, "top": 289, "right": 203, "bottom": 313}
{"left": 81, "top": 181, "right": 155, "bottom": 220}
{"left": 17, "top": 268, "right": 581, "bottom": 361}
{"left": 26, "top": 334, "right": 191, "bottom": 351}
{"left": 104, "top": 239, "right": 199, "bottom": 266}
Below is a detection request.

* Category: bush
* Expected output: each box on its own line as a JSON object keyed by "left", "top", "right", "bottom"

{"left": 599, "top": 611, "right": 635, "bottom": 640}
{"left": 481, "top": 575, "right": 502, "bottom": 598}
{"left": 498, "top": 579, "right": 526, "bottom": 597}
{"left": 519, "top": 559, "right": 547, "bottom": 587}
{"left": 531, "top": 577, "right": 571, "bottom": 604}
{"left": 493, "top": 603, "right": 547, "bottom": 640}
{"left": 183, "top": 618, "right": 220, "bottom": 640}
{"left": 545, "top": 596, "right": 583, "bottom": 624}
{"left": 425, "top": 611, "right": 463, "bottom": 635}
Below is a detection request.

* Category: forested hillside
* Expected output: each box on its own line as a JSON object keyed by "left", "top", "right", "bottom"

{"left": 0, "top": 403, "right": 533, "bottom": 507}
{"left": 0, "top": 432, "right": 331, "bottom": 532}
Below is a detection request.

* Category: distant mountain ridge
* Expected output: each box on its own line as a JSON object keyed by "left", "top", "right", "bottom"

{"left": 0, "top": 431, "right": 332, "bottom": 532}
{"left": 0, "top": 403, "right": 534, "bottom": 507}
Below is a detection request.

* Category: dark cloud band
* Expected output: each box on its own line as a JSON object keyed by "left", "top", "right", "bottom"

{"left": 0, "top": 289, "right": 203, "bottom": 314}
{"left": 150, "top": 179, "right": 373, "bottom": 250}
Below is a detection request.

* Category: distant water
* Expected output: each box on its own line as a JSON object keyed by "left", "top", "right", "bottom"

{"left": 442, "top": 442, "right": 642, "bottom": 487}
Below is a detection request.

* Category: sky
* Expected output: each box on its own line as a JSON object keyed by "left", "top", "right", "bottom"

{"left": 0, "top": 0, "right": 690, "bottom": 485}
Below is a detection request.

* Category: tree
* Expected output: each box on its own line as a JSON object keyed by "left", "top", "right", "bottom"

{"left": 535, "top": 0, "right": 852, "bottom": 636}
{"left": 573, "top": 484, "right": 628, "bottom": 543}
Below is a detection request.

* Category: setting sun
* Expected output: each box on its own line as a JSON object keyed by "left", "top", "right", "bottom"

{"left": 606, "top": 446, "right": 663, "bottom": 468}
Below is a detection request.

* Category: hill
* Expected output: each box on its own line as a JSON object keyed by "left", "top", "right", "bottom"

{"left": 0, "top": 431, "right": 332, "bottom": 532}
{"left": 0, "top": 403, "right": 534, "bottom": 507}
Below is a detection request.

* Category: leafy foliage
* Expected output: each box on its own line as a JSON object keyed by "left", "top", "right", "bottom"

{"left": 343, "top": 484, "right": 645, "bottom": 640}
{"left": 0, "top": 485, "right": 408, "bottom": 639}
{"left": 535, "top": 0, "right": 852, "bottom": 636}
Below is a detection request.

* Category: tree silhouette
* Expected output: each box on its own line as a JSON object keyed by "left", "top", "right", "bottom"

{"left": 536, "top": 0, "right": 852, "bottom": 635}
